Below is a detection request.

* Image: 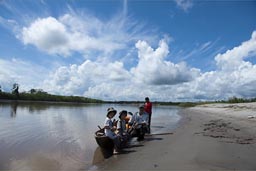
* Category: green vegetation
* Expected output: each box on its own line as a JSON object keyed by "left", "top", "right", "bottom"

{"left": 1, "top": 84, "right": 256, "bottom": 105}
{"left": 221, "top": 96, "right": 256, "bottom": 103}
{"left": 151, "top": 96, "right": 256, "bottom": 108}
{"left": 176, "top": 97, "right": 256, "bottom": 107}
{"left": 154, "top": 101, "right": 211, "bottom": 107}
{"left": 0, "top": 89, "right": 103, "bottom": 103}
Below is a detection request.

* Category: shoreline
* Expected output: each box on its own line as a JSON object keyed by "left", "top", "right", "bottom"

{"left": 91, "top": 102, "right": 256, "bottom": 170}
{"left": 0, "top": 99, "right": 103, "bottom": 105}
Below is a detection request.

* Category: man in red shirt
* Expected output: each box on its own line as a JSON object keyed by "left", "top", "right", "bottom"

{"left": 144, "top": 97, "right": 152, "bottom": 133}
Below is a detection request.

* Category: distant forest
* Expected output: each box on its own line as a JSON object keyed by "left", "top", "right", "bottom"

{"left": 0, "top": 84, "right": 102, "bottom": 103}
{"left": 0, "top": 84, "right": 256, "bottom": 105}
{"left": 154, "top": 96, "right": 256, "bottom": 107}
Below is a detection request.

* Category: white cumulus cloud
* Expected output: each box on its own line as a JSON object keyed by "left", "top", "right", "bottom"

{"left": 41, "top": 31, "right": 256, "bottom": 101}
{"left": 43, "top": 60, "right": 131, "bottom": 96}
{"left": 180, "top": 31, "right": 256, "bottom": 100}
{"left": 20, "top": 12, "right": 152, "bottom": 57}
{"left": 3, "top": 7, "right": 256, "bottom": 102}
{"left": 215, "top": 31, "right": 256, "bottom": 72}
{"left": 22, "top": 17, "right": 71, "bottom": 56}
{"left": 41, "top": 38, "right": 201, "bottom": 100}
{"left": 131, "top": 39, "right": 200, "bottom": 85}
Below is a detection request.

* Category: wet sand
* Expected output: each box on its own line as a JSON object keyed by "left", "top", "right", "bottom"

{"left": 93, "top": 102, "right": 256, "bottom": 170}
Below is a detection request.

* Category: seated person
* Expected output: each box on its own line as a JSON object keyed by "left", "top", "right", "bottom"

{"left": 117, "top": 110, "right": 128, "bottom": 135}
{"left": 117, "top": 110, "right": 130, "bottom": 147}
{"left": 104, "top": 107, "right": 121, "bottom": 152}
{"left": 125, "top": 112, "right": 132, "bottom": 124}
{"left": 128, "top": 104, "right": 149, "bottom": 141}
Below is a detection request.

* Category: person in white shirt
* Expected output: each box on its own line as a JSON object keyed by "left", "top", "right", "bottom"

{"left": 128, "top": 104, "right": 149, "bottom": 141}
{"left": 104, "top": 107, "right": 121, "bottom": 152}
{"left": 104, "top": 107, "right": 117, "bottom": 139}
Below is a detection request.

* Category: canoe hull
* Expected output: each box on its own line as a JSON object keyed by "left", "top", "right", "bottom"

{"left": 95, "top": 135, "right": 114, "bottom": 149}
{"left": 95, "top": 128, "right": 114, "bottom": 150}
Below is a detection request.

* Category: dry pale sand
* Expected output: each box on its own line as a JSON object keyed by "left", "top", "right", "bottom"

{"left": 91, "top": 102, "right": 256, "bottom": 171}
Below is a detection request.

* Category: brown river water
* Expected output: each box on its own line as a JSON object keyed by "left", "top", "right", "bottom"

{"left": 0, "top": 101, "right": 181, "bottom": 170}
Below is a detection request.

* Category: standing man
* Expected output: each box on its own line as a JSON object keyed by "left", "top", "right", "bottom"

{"left": 144, "top": 97, "right": 152, "bottom": 133}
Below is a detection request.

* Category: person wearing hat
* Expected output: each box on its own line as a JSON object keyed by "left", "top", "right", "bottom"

{"left": 128, "top": 104, "right": 149, "bottom": 141}
{"left": 104, "top": 107, "right": 122, "bottom": 152}
{"left": 104, "top": 107, "right": 117, "bottom": 139}
{"left": 117, "top": 110, "right": 128, "bottom": 136}
{"left": 117, "top": 110, "right": 130, "bottom": 147}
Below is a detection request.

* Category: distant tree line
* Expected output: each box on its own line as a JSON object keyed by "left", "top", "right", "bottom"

{"left": 148, "top": 97, "right": 256, "bottom": 107}
{"left": 222, "top": 96, "right": 256, "bottom": 103}
{"left": 0, "top": 84, "right": 256, "bottom": 105}
{"left": 0, "top": 84, "right": 103, "bottom": 103}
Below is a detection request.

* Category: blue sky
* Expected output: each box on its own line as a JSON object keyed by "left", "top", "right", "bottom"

{"left": 0, "top": 0, "right": 256, "bottom": 101}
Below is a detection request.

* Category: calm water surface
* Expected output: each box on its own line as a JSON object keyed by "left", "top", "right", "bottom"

{"left": 0, "top": 101, "right": 181, "bottom": 170}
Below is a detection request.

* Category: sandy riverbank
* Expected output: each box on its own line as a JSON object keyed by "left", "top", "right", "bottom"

{"left": 91, "top": 102, "right": 256, "bottom": 170}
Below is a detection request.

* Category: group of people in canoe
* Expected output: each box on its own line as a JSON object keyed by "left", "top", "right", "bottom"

{"left": 103, "top": 97, "right": 152, "bottom": 153}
